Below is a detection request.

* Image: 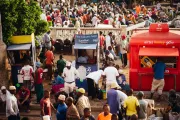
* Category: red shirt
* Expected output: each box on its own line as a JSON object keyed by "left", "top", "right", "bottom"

{"left": 35, "top": 68, "right": 43, "bottom": 84}
{"left": 99, "top": 35, "right": 105, "bottom": 47}
{"left": 40, "top": 98, "right": 51, "bottom": 116}
{"left": 17, "top": 88, "right": 30, "bottom": 99}
{"left": 47, "top": 15, "right": 51, "bottom": 22}
{"left": 103, "top": 19, "right": 109, "bottom": 24}
{"left": 45, "top": 50, "right": 54, "bottom": 65}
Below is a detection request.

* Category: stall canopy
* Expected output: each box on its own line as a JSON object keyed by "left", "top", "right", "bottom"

{"left": 74, "top": 34, "right": 98, "bottom": 49}
{"left": 139, "top": 48, "right": 179, "bottom": 56}
{"left": 7, "top": 44, "right": 31, "bottom": 51}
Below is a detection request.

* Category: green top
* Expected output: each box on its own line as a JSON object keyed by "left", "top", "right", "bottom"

{"left": 57, "top": 59, "right": 66, "bottom": 74}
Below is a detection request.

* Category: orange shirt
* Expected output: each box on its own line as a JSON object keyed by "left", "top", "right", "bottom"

{"left": 142, "top": 7, "right": 147, "bottom": 15}
{"left": 97, "top": 112, "right": 112, "bottom": 120}
{"left": 135, "top": 6, "right": 141, "bottom": 15}
{"left": 45, "top": 50, "right": 54, "bottom": 65}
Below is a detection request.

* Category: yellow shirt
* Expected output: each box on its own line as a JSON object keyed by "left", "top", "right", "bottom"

{"left": 124, "top": 96, "right": 139, "bottom": 116}
{"left": 97, "top": 112, "right": 112, "bottom": 120}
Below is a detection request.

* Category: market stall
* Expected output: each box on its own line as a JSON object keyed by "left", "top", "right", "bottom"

{"left": 7, "top": 34, "right": 36, "bottom": 87}
{"left": 74, "top": 34, "right": 99, "bottom": 90}
{"left": 129, "top": 23, "right": 180, "bottom": 91}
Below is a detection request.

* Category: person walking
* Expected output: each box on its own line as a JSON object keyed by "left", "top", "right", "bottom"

{"left": 0, "top": 86, "right": 10, "bottom": 109}
{"left": 56, "top": 95, "right": 67, "bottom": 120}
{"left": 86, "top": 70, "right": 103, "bottom": 100}
{"left": 76, "top": 88, "right": 91, "bottom": 117}
{"left": 6, "top": 86, "right": 20, "bottom": 120}
{"left": 150, "top": 57, "right": 166, "bottom": 100}
{"left": 45, "top": 47, "right": 54, "bottom": 81}
{"left": 20, "top": 60, "right": 34, "bottom": 91}
{"left": 66, "top": 97, "right": 80, "bottom": 120}
{"left": 107, "top": 83, "right": 121, "bottom": 114}
{"left": 62, "top": 61, "right": 79, "bottom": 95}
{"left": 34, "top": 62, "right": 44, "bottom": 104}
{"left": 124, "top": 89, "right": 140, "bottom": 119}
{"left": 99, "top": 31, "right": 105, "bottom": 60}
{"left": 57, "top": 55, "right": 66, "bottom": 75}
{"left": 97, "top": 104, "right": 112, "bottom": 120}
{"left": 103, "top": 61, "right": 119, "bottom": 92}
{"left": 137, "top": 91, "right": 149, "bottom": 120}
{"left": 40, "top": 90, "right": 56, "bottom": 118}
{"left": 80, "top": 108, "right": 95, "bottom": 120}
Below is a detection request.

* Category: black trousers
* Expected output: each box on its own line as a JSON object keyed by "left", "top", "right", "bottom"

{"left": 87, "top": 78, "right": 97, "bottom": 99}
{"left": 8, "top": 113, "right": 20, "bottom": 120}
{"left": 122, "top": 53, "right": 127, "bottom": 67}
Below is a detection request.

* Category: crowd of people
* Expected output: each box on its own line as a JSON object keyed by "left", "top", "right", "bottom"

{"left": 39, "top": 0, "right": 180, "bottom": 28}
{"left": 1, "top": 0, "right": 180, "bottom": 120}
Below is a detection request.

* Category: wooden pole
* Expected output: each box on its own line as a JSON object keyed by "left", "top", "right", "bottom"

{"left": 0, "top": 13, "right": 2, "bottom": 41}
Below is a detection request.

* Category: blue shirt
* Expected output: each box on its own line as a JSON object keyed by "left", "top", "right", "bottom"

{"left": 107, "top": 89, "right": 120, "bottom": 114}
{"left": 56, "top": 103, "right": 67, "bottom": 120}
{"left": 153, "top": 61, "right": 166, "bottom": 80}
{"left": 53, "top": 75, "right": 64, "bottom": 85}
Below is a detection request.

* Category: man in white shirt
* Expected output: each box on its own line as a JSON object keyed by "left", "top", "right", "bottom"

{"left": 20, "top": 60, "right": 34, "bottom": 91}
{"left": 103, "top": 62, "right": 119, "bottom": 92}
{"left": 6, "top": 86, "right": 20, "bottom": 120}
{"left": 105, "top": 32, "right": 112, "bottom": 50}
{"left": 62, "top": 61, "right": 79, "bottom": 95}
{"left": 0, "top": 86, "right": 10, "bottom": 110}
{"left": 91, "top": 14, "right": 98, "bottom": 27}
{"left": 0, "top": 86, "right": 10, "bottom": 103}
{"left": 120, "top": 39, "right": 128, "bottom": 68}
{"left": 86, "top": 70, "right": 103, "bottom": 99}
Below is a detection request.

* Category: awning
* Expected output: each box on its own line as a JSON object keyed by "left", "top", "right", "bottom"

{"left": 7, "top": 44, "right": 31, "bottom": 51}
{"left": 139, "top": 48, "right": 179, "bottom": 56}
{"left": 74, "top": 44, "right": 97, "bottom": 49}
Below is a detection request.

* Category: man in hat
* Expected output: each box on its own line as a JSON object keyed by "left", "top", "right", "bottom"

{"left": 17, "top": 85, "right": 31, "bottom": 112}
{"left": 0, "top": 86, "right": 10, "bottom": 110}
{"left": 6, "top": 86, "right": 20, "bottom": 120}
{"left": 56, "top": 95, "right": 67, "bottom": 120}
{"left": 107, "top": 82, "right": 121, "bottom": 114}
{"left": 76, "top": 88, "right": 91, "bottom": 117}
{"left": 34, "top": 62, "right": 44, "bottom": 104}
{"left": 62, "top": 61, "right": 79, "bottom": 95}
{"left": 137, "top": 91, "right": 149, "bottom": 120}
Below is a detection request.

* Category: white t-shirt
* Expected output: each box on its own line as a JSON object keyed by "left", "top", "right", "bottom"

{"left": 105, "top": 35, "right": 111, "bottom": 50}
{"left": 62, "top": 67, "right": 79, "bottom": 82}
{"left": 20, "top": 65, "right": 34, "bottom": 80}
{"left": 108, "top": 53, "right": 114, "bottom": 60}
{"left": 86, "top": 70, "right": 103, "bottom": 84}
{"left": 103, "top": 66, "right": 119, "bottom": 83}
{"left": 91, "top": 16, "right": 98, "bottom": 26}
{"left": 40, "top": 13, "right": 47, "bottom": 21}
{"left": 116, "top": 90, "right": 128, "bottom": 104}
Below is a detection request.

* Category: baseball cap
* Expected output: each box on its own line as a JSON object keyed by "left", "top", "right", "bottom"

{"left": 77, "top": 88, "right": 85, "bottom": 94}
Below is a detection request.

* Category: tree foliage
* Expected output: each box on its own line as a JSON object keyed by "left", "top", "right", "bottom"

{"left": 0, "top": 0, "right": 49, "bottom": 44}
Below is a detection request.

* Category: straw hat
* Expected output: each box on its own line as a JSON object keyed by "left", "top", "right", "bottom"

{"left": 111, "top": 82, "right": 121, "bottom": 89}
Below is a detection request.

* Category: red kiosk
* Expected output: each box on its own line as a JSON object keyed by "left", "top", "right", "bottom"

{"left": 129, "top": 23, "right": 180, "bottom": 92}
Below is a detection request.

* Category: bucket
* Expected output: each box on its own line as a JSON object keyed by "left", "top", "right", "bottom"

{"left": 43, "top": 115, "right": 50, "bottom": 120}
{"left": 102, "top": 90, "right": 106, "bottom": 99}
